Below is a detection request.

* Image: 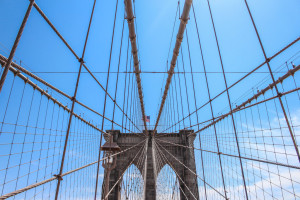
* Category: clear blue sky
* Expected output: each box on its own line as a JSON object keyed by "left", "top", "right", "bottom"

{"left": 1, "top": 0, "right": 299, "bottom": 129}
{"left": 0, "top": 0, "right": 300, "bottom": 199}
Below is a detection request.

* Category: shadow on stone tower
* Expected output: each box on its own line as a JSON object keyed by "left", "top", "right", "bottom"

{"left": 101, "top": 129, "right": 199, "bottom": 199}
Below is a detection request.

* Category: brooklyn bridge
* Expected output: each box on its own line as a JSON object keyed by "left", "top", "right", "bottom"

{"left": 0, "top": 0, "right": 299, "bottom": 199}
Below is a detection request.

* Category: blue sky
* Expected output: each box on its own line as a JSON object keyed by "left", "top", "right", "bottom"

{"left": 1, "top": 0, "right": 299, "bottom": 129}
{"left": 0, "top": 0, "right": 300, "bottom": 198}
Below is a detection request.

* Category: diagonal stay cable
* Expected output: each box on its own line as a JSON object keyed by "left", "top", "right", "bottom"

{"left": 195, "top": 64, "right": 300, "bottom": 134}
{"left": 104, "top": 140, "right": 147, "bottom": 199}
{"left": 0, "top": 139, "right": 146, "bottom": 199}
{"left": 243, "top": 0, "right": 300, "bottom": 163}
{"left": 112, "top": 19, "right": 125, "bottom": 129}
{"left": 162, "top": 36, "right": 300, "bottom": 133}
{"left": 0, "top": 0, "right": 35, "bottom": 93}
{"left": 155, "top": 138, "right": 300, "bottom": 170}
{"left": 32, "top": 2, "right": 141, "bottom": 132}
{"left": 95, "top": 0, "right": 124, "bottom": 198}
{"left": 156, "top": 147, "right": 190, "bottom": 199}
{"left": 124, "top": 0, "right": 148, "bottom": 132}
{"left": 54, "top": 0, "right": 99, "bottom": 197}
{"left": 0, "top": 60, "right": 104, "bottom": 135}
{"left": 0, "top": 55, "right": 134, "bottom": 134}
{"left": 154, "top": 138, "right": 227, "bottom": 199}
{"left": 153, "top": 139, "right": 198, "bottom": 200}
{"left": 168, "top": 83, "right": 300, "bottom": 133}
{"left": 154, "top": 0, "right": 193, "bottom": 131}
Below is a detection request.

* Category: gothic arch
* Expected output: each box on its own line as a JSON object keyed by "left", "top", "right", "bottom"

{"left": 102, "top": 130, "right": 199, "bottom": 200}
{"left": 120, "top": 164, "right": 144, "bottom": 200}
{"left": 156, "top": 164, "right": 180, "bottom": 200}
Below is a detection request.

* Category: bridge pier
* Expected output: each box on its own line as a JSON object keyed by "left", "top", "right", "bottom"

{"left": 101, "top": 130, "right": 199, "bottom": 199}
{"left": 145, "top": 130, "right": 156, "bottom": 200}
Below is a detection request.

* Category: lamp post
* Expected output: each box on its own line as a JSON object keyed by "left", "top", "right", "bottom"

{"left": 101, "top": 136, "right": 120, "bottom": 200}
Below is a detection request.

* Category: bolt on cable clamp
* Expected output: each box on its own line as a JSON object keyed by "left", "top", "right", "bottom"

{"left": 179, "top": 17, "right": 189, "bottom": 25}
{"left": 125, "top": 17, "right": 135, "bottom": 24}
{"left": 130, "top": 35, "right": 137, "bottom": 41}
{"left": 78, "top": 58, "right": 85, "bottom": 63}
{"left": 134, "top": 69, "right": 141, "bottom": 74}
{"left": 53, "top": 174, "right": 63, "bottom": 181}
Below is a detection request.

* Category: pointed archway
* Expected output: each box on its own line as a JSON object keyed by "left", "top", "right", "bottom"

{"left": 156, "top": 164, "right": 181, "bottom": 200}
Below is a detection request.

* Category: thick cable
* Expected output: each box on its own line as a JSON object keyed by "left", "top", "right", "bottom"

{"left": 124, "top": 0, "right": 148, "bottom": 131}
{"left": 104, "top": 141, "right": 146, "bottom": 199}
{"left": 196, "top": 64, "right": 300, "bottom": 134}
{"left": 162, "top": 37, "right": 300, "bottom": 133}
{"left": 0, "top": 0, "right": 34, "bottom": 93}
{"left": 0, "top": 139, "right": 145, "bottom": 199}
{"left": 155, "top": 139, "right": 227, "bottom": 199}
{"left": 154, "top": 0, "right": 193, "bottom": 131}
{"left": 32, "top": 2, "right": 140, "bottom": 132}
{"left": 243, "top": 0, "right": 300, "bottom": 163}
{"left": 54, "top": 0, "right": 97, "bottom": 198}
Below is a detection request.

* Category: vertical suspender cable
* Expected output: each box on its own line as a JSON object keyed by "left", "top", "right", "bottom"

{"left": 191, "top": 4, "right": 227, "bottom": 198}
{"left": 121, "top": 38, "right": 130, "bottom": 133}
{"left": 185, "top": 27, "right": 209, "bottom": 199}
{"left": 54, "top": 0, "right": 97, "bottom": 199}
{"left": 154, "top": 0, "right": 193, "bottom": 131}
{"left": 112, "top": 19, "right": 125, "bottom": 129}
{"left": 243, "top": 0, "right": 300, "bottom": 163}
{"left": 206, "top": 0, "right": 249, "bottom": 199}
{"left": 94, "top": 0, "right": 119, "bottom": 198}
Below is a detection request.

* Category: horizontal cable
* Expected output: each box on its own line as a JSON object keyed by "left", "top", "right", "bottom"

{"left": 31, "top": 3, "right": 141, "bottom": 133}
{"left": 0, "top": 54, "right": 71, "bottom": 99}
{"left": 154, "top": 140, "right": 198, "bottom": 200}
{"left": 162, "top": 37, "right": 300, "bottom": 132}
{"left": 0, "top": 61, "right": 103, "bottom": 134}
{"left": 0, "top": 55, "right": 136, "bottom": 134}
{"left": 170, "top": 85, "right": 300, "bottom": 133}
{"left": 154, "top": 139, "right": 227, "bottom": 199}
{"left": 0, "top": 139, "right": 146, "bottom": 199}
{"left": 154, "top": 0, "right": 193, "bottom": 131}
{"left": 105, "top": 140, "right": 146, "bottom": 199}
{"left": 22, "top": 71, "right": 291, "bottom": 74}
{"left": 196, "top": 64, "right": 300, "bottom": 134}
{"left": 81, "top": 62, "right": 142, "bottom": 132}
{"left": 155, "top": 138, "right": 300, "bottom": 170}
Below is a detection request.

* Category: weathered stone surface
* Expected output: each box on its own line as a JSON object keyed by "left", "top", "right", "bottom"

{"left": 102, "top": 130, "right": 199, "bottom": 200}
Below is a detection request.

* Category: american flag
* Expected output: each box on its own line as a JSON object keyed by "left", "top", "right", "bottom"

{"left": 142, "top": 116, "right": 150, "bottom": 122}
